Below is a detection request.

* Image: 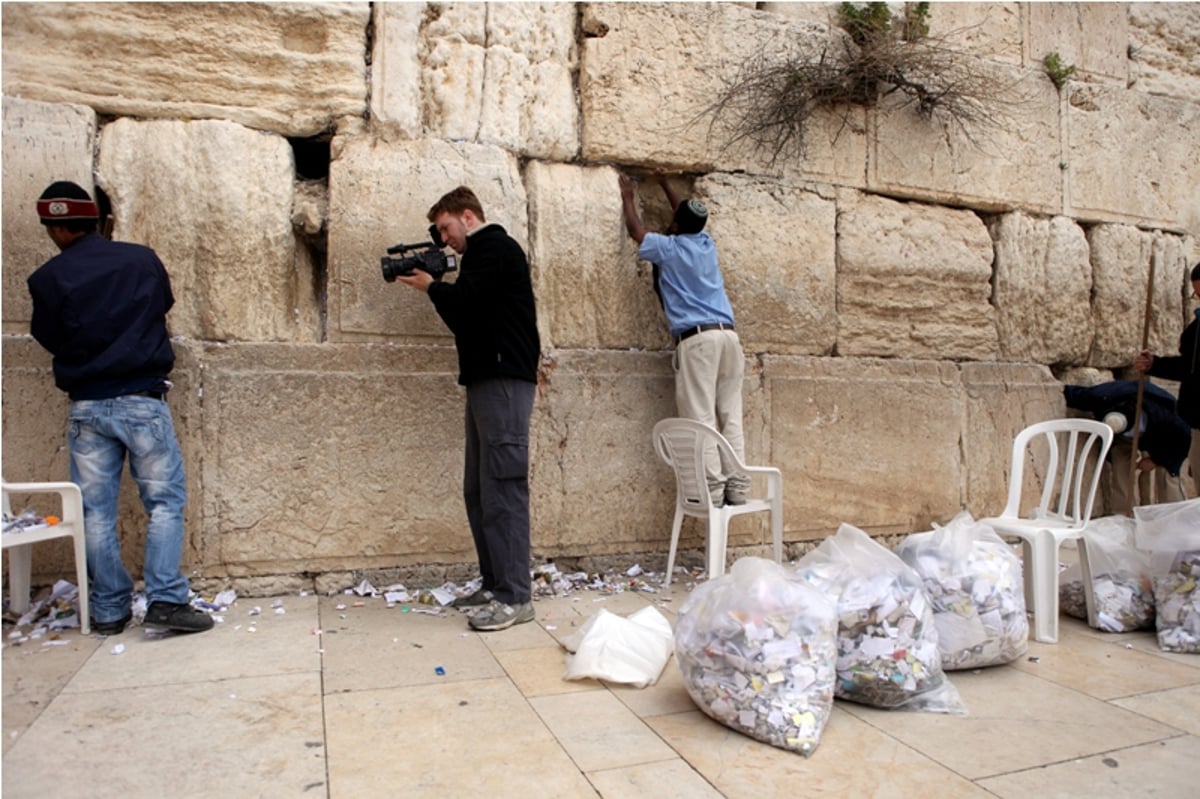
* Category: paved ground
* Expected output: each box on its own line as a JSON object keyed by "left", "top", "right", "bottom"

{"left": 3, "top": 577, "right": 1198, "bottom": 799}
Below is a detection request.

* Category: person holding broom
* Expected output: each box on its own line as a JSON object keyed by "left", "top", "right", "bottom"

{"left": 1134, "top": 261, "right": 1200, "bottom": 498}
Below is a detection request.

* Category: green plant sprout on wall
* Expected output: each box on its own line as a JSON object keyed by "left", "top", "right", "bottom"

{"left": 1043, "top": 52, "right": 1077, "bottom": 90}
{"left": 837, "top": 1, "right": 930, "bottom": 45}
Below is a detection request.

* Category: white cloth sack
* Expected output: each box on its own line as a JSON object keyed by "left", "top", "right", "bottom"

{"left": 562, "top": 606, "right": 674, "bottom": 688}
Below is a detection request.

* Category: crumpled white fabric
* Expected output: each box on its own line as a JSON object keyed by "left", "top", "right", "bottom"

{"left": 562, "top": 606, "right": 674, "bottom": 688}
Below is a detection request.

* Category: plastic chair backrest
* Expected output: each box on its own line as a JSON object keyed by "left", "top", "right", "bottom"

{"left": 1000, "top": 418, "right": 1114, "bottom": 527}
{"left": 652, "top": 418, "right": 737, "bottom": 512}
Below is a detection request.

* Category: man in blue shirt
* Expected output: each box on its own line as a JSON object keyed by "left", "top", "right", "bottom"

{"left": 27, "top": 181, "right": 212, "bottom": 636}
{"left": 620, "top": 169, "right": 749, "bottom": 506}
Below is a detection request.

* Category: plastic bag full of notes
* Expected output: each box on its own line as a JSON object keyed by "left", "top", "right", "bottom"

{"left": 897, "top": 511, "right": 1028, "bottom": 669}
{"left": 1058, "top": 516, "right": 1155, "bottom": 633}
{"left": 674, "top": 557, "right": 838, "bottom": 757}
{"left": 796, "top": 524, "right": 966, "bottom": 714}
{"left": 1152, "top": 550, "right": 1200, "bottom": 654}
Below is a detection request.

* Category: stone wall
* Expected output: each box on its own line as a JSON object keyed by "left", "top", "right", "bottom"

{"left": 3, "top": 2, "right": 1198, "bottom": 590}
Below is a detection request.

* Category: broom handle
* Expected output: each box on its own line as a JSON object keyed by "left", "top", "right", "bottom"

{"left": 1128, "top": 255, "right": 1157, "bottom": 514}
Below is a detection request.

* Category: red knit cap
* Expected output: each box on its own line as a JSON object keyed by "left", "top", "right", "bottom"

{"left": 37, "top": 181, "right": 99, "bottom": 223}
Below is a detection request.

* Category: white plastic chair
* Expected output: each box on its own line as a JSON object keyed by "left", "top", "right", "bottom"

{"left": 652, "top": 418, "right": 783, "bottom": 585}
{"left": 2, "top": 480, "right": 90, "bottom": 634}
{"left": 978, "top": 419, "right": 1114, "bottom": 644}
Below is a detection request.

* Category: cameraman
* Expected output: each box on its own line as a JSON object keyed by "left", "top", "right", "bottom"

{"left": 395, "top": 186, "right": 540, "bottom": 632}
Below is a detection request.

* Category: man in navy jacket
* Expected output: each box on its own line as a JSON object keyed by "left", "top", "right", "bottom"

{"left": 1064, "top": 380, "right": 1190, "bottom": 510}
{"left": 27, "top": 181, "right": 212, "bottom": 636}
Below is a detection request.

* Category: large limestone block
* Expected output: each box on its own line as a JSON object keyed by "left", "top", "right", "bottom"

{"left": 837, "top": 192, "right": 998, "bottom": 360}
{"left": 97, "top": 118, "right": 313, "bottom": 343}
{"left": 960, "top": 362, "right": 1066, "bottom": 519}
{"left": 376, "top": 2, "right": 578, "bottom": 159}
{"left": 990, "top": 212, "right": 1092, "bottom": 365}
{"left": 580, "top": 2, "right": 867, "bottom": 183}
{"left": 530, "top": 350, "right": 677, "bottom": 555}
{"left": 327, "top": 136, "right": 527, "bottom": 342}
{"left": 763, "top": 356, "right": 965, "bottom": 537}
{"left": 1, "top": 336, "right": 204, "bottom": 582}
{"left": 368, "top": 3, "right": 424, "bottom": 140}
{"left": 1026, "top": 3, "right": 1128, "bottom": 83}
{"left": 199, "top": 343, "right": 467, "bottom": 575}
{"left": 0, "top": 2, "right": 369, "bottom": 137}
{"left": 532, "top": 165, "right": 840, "bottom": 355}
{"left": 1088, "top": 224, "right": 1191, "bottom": 367}
{"left": 526, "top": 163, "right": 664, "bottom": 351}
{"left": 1, "top": 98, "right": 95, "bottom": 332}
{"left": 758, "top": 3, "right": 837, "bottom": 27}
{"left": 871, "top": 63, "right": 1061, "bottom": 212}
{"left": 420, "top": 4, "right": 487, "bottom": 144}
{"left": 763, "top": 2, "right": 1023, "bottom": 63}
{"left": 698, "top": 173, "right": 837, "bottom": 356}
{"left": 1128, "top": 3, "right": 1200, "bottom": 102}
{"left": 1, "top": 335, "right": 79, "bottom": 582}
{"left": 531, "top": 348, "right": 771, "bottom": 557}
{"left": 1067, "top": 85, "right": 1200, "bottom": 233}
{"left": 922, "top": 2, "right": 1023, "bottom": 64}
{"left": 2, "top": 336, "right": 75, "bottom": 487}
{"left": 197, "top": 343, "right": 755, "bottom": 576}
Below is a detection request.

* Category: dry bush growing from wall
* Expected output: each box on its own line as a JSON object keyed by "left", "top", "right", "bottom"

{"left": 701, "top": 2, "right": 1025, "bottom": 166}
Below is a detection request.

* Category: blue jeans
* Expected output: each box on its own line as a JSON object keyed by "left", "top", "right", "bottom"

{"left": 67, "top": 396, "right": 190, "bottom": 622}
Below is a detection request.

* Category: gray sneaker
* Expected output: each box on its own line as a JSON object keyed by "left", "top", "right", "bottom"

{"left": 725, "top": 473, "right": 752, "bottom": 505}
{"left": 724, "top": 489, "right": 748, "bottom": 506}
{"left": 468, "top": 600, "right": 535, "bottom": 631}
{"left": 452, "top": 588, "right": 494, "bottom": 608}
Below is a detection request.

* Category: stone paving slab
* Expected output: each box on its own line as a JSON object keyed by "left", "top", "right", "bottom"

{"left": 3, "top": 589, "right": 1198, "bottom": 798}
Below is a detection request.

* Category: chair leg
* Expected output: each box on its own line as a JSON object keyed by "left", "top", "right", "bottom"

{"left": 1028, "top": 533, "right": 1061, "bottom": 644}
{"left": 1019, "top": 538, "right": 1035, "bottom": 627}
{"left": 1077, "top": 538, "right": 1097, "bottom": 630}
{"left": 707, "top": 509, "right": 728, "bottom": 580}
{"left": 72, "top": 533, "right": 90, "bottom": 635}
{"left": 6, "top": 543, "right": 34, "bottom": 615}
{"left": 770, "top": 501, "right": 783, "bottom": 565}
{"left": 664, "top": 505, "right": 685, "bottom": 587}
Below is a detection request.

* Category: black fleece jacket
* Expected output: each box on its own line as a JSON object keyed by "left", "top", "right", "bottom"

{"left": 1147, "top": 312, "right": 1200, "bottom": 430}
{"left": 427, "top": 223, "right": 540, "bottom": 386}
{"left": 1063, "top": 380, "right": 1191, "bottom": 475}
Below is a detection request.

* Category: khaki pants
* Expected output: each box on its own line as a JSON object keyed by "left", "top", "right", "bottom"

{"left": 673, "top": 329, "right": 748, "bottom": 504}
{"left": 1106, "top": 437, "right": 1188, "bottom": 514}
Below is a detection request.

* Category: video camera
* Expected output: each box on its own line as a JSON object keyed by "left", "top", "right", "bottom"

{"left": 381, "top": 224, "right": 458, "bottom": 282}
